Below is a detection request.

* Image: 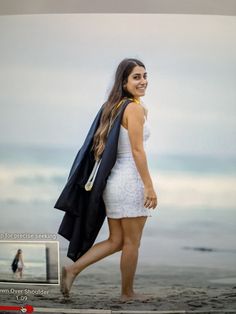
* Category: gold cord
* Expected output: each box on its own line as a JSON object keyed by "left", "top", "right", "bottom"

{"left": 116, "top": 97, "right": 140, "bottom": 109}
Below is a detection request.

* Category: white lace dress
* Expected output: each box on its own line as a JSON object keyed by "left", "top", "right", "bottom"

{"left": 102, "top": 115, "right": 152, "bottom": 219}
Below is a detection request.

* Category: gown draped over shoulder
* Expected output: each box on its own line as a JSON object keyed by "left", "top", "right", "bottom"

{"left": 102, "top": 109, "right": 152, "bottom": 219}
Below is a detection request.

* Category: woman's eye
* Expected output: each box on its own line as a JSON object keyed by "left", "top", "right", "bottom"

{"left": 133, "top": 76, "right": 147, "bottom": 80}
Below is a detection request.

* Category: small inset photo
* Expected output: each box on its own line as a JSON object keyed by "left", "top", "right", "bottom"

{"left": 0, "top": 241, "right": 59, "bottom": 285}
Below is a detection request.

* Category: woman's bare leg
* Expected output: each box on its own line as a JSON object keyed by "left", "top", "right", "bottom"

{"left": 62, "top": 218, "right": 123, "bottom": 295}
{"left": 120, "top": 216, "right": 147, "bottom": 301}
{"left": 16, "top": 270, "right": 20, "bottom": 280}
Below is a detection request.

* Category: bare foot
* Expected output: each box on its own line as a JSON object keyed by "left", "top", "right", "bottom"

{"left": 60, "top": 266, "right": 76, "bottom": 298}
{"left": 120, "top": 292, "right": 154, "bottom": 303}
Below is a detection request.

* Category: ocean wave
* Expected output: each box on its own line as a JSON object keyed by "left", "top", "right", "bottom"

{"left": 14, "top": 174, "right": 66, "bottom": 185}
{"left": 153, "top": 171, "right": 236, "bottom": 210}
{"left": 0, "top": 164, "right": 67, "bottom": 182}
{"left": 0, "top": 165, "right": 235, "bottom": 209}
{"left": 0, "top": 164, "right": 67, "bottom": 203}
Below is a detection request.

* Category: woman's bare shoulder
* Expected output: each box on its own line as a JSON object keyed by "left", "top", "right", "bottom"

{"left": 124, "top": 102, "right": 146, "bottom": 118}
{"left": 121, "top": 102, "right": 145, "bottom": 128}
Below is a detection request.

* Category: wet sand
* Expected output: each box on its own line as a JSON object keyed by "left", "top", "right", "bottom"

{"left": 0, "top": 259, "right": 236, "bottom": 313}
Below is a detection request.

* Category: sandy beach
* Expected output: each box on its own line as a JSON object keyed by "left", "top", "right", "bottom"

{"left": 0, "top": 258, "right": 236, "bottom": 313}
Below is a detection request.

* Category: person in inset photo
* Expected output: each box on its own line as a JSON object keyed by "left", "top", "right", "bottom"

{"left": 11, "top": 249, "right": 24, "bottom": 279}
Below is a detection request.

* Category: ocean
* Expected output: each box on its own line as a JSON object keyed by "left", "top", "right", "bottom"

{"left": 0, "top": 143, "right": 235, "bottom": 271}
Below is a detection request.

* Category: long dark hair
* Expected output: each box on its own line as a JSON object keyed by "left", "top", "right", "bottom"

{"left": 15, "top": 249, "right": 22, "bottom": 260}
{"left": 92, "top": 58, "right": 146, "bottom": 160}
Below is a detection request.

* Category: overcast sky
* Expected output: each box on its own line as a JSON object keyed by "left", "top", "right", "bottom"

{"left": 0, "top": 14, "right": 235, "bottom": 156}
{"left": 0, "top": 242, "right": 46, "bottom": 262}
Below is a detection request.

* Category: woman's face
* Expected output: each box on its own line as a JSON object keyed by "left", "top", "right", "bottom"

{"left": 124, "top": 65, "right": 148, "bottom": 99}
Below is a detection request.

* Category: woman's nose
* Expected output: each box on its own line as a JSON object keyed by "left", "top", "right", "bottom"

{"left": 141, "top": 78, "right": 147, "bottom": 85}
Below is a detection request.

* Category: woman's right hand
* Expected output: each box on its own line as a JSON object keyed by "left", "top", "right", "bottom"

{"left": 144, "top": 185, "right": 158, "bottom": 209}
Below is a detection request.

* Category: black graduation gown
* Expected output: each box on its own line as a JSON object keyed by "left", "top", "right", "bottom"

{"left": 54, "top": 98, "right": 133, "bottom": 261}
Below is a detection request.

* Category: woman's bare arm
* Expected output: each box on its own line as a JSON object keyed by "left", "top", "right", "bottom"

{"left": 124, "top": 102, "right": 157, "bottom": 209}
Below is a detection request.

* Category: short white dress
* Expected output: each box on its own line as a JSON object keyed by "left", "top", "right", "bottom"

{"left": 102, "top": 115, "right": 152, "bottom": 219}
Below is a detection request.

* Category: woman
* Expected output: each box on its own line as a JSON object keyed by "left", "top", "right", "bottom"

{"left": 11, "top": 249, "right": 24, "bottom": 279}
{"left": 61, "top": 58, "right": 158, "bottom": 301}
